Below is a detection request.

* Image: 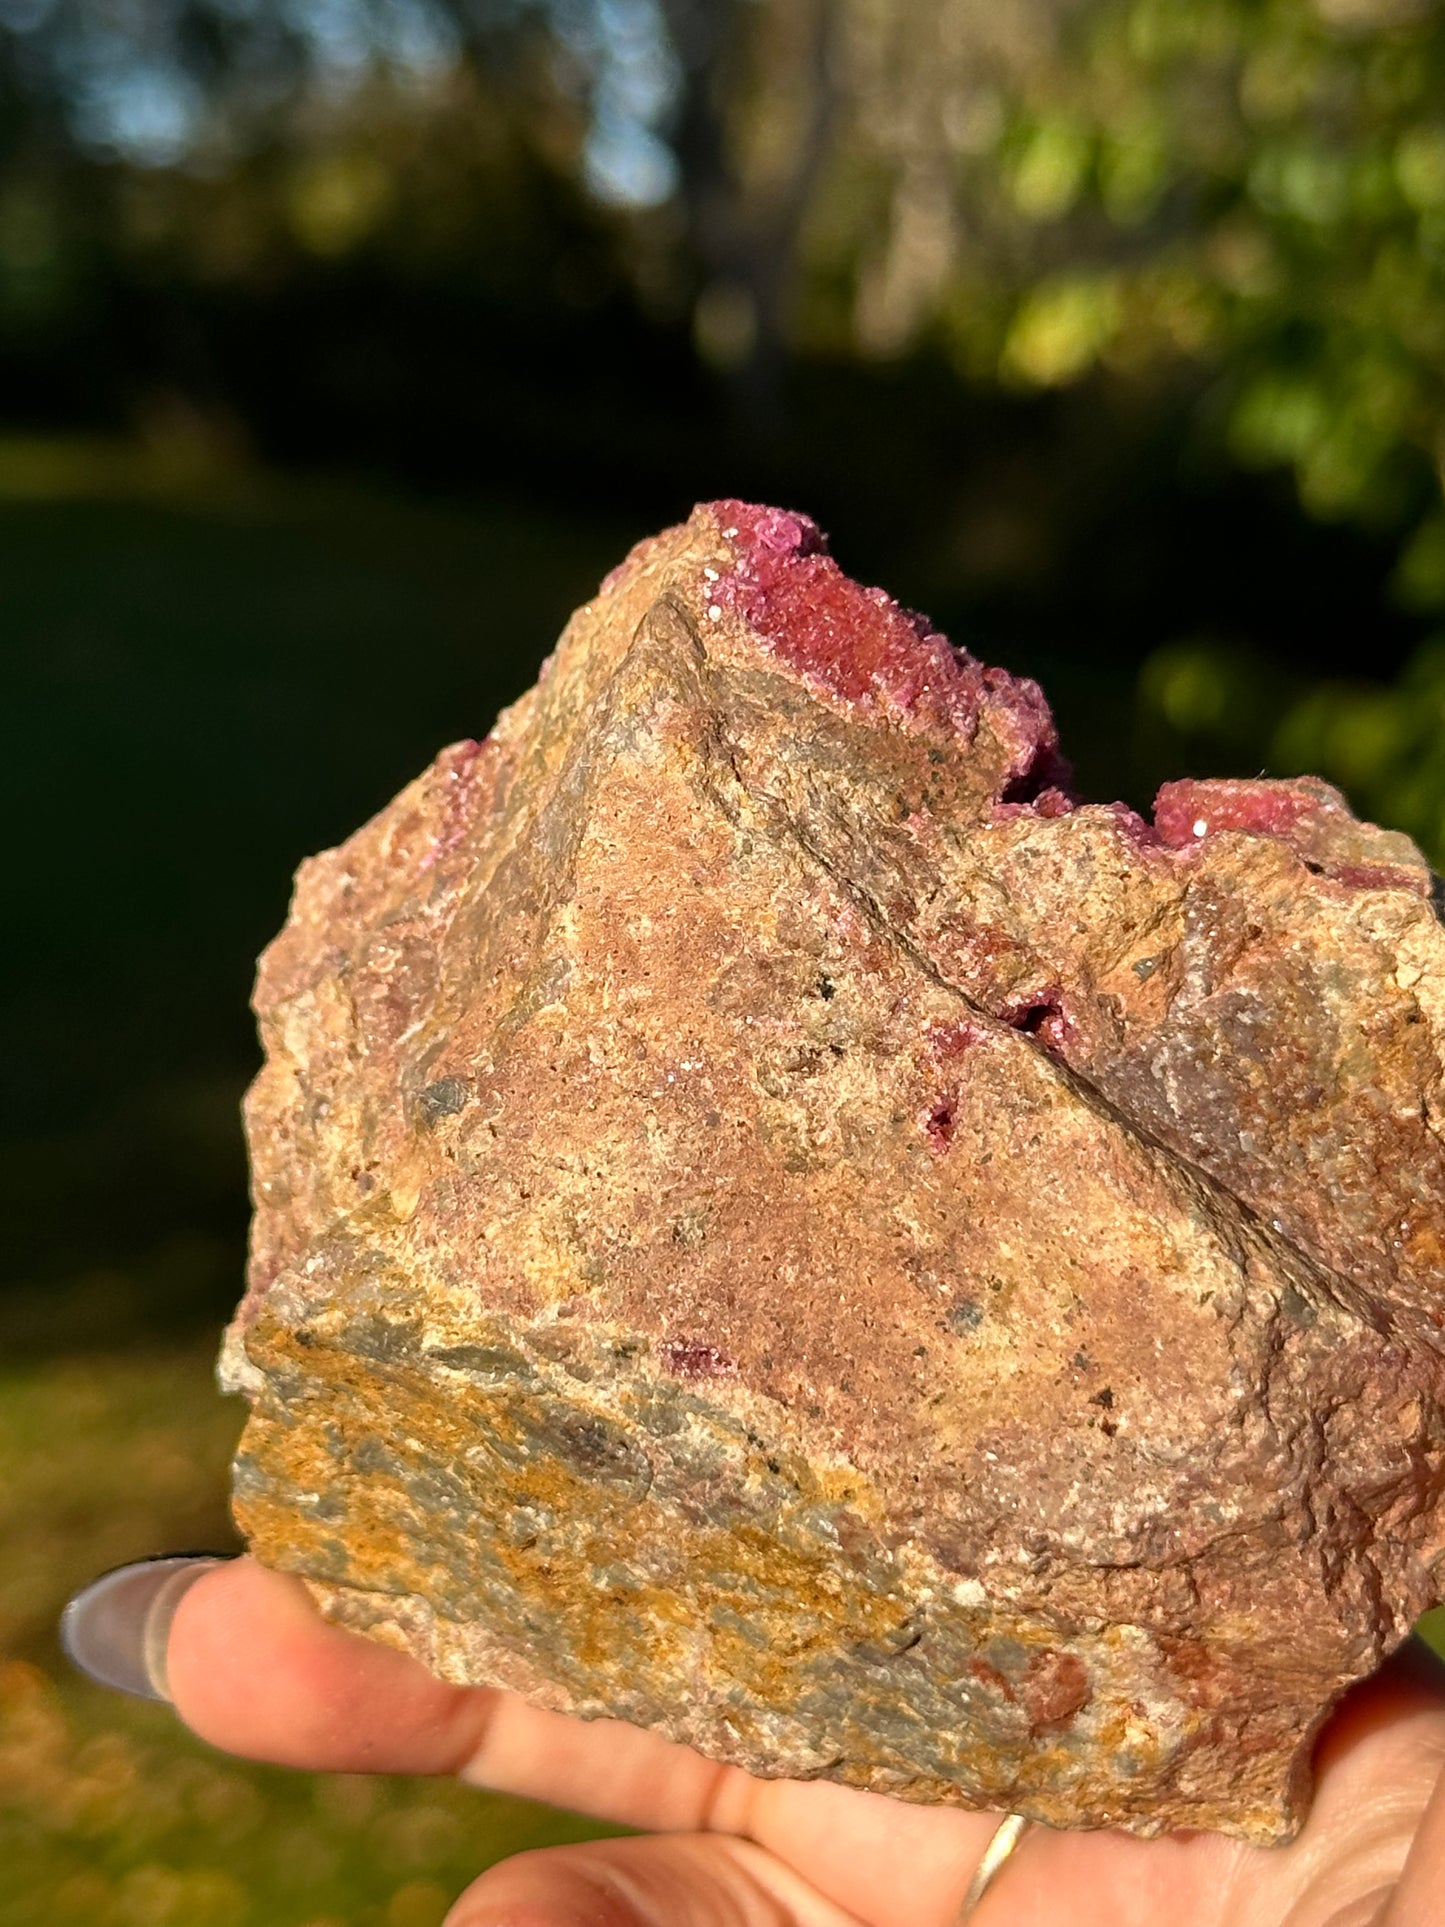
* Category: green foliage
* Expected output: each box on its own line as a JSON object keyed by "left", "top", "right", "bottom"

{"left": 8, "top": 1, "right": 1445, "bottom": 613}
{"left": 1272, "top": 638, "right": 1445, "bottom": 862}
{"left": 781, "top": 0, "right": 1445, "bottom": 602}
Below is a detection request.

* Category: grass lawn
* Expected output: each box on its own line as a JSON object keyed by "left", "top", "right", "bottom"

{"left": 0, "top": 1345, "right": 614, "bottom": 1927}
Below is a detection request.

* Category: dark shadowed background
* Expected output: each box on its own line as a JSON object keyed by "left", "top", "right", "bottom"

{"left": 4, "top": 3, "right": 1445, "bottom": 1922}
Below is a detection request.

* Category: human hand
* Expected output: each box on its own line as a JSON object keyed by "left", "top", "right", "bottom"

{"left": 63, "top": 1555, "right": 1445, "bottom": 1926}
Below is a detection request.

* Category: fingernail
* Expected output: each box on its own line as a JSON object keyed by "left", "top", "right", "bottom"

{"left": 60, "top": 1554, "right": 230, "bottom": 1701}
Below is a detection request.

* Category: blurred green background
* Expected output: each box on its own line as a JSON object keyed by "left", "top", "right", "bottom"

{"left": 5, "top": 1, "right": 1445, "bottom": 1919}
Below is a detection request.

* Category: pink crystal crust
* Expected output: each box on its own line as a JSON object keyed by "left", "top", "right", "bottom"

{"left": 1154, "top": 778, "right": 1317, "bottom": 850}
{"left": 1154, "top": 776, "right": 1432, "bottom": 894}
{"left": 709, "top": 500, "right": 1066, "bottom": 795}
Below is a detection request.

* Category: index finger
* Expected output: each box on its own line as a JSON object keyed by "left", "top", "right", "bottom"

{"left": 167, "top": 1554, "right": 741, "bottom": 1827}
{"left": 164, "top": 1554, "right": 1004, "bottom": 1925}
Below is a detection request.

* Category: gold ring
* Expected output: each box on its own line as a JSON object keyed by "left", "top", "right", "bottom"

{"left": 957, "top": 1813, "right": 1029, "bottom": 1922}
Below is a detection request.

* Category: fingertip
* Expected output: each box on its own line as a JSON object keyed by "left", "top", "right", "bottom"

{"left": 165, "top": 1554, "right": 488, "bottom": 1775}
{"left": 164, "top": 1556, "right": 338, "bottom": 1755}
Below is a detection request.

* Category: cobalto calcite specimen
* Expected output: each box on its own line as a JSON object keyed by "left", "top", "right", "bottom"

{"left": 224, "top": 502, "right": 1445, "bottom": 1843}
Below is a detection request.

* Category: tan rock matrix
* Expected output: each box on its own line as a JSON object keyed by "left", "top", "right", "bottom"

{"left": 224, "top": 501, "right": 1445, "bottom": 1842}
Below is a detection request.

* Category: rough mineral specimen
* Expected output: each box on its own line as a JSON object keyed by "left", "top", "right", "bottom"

{"left": 223, "top": 501, "right": 1445, "bottom": 1844}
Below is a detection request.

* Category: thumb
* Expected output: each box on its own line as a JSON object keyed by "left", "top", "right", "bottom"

{"left": 444, "top": 1832, "right": 864, "bottom": 1927}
